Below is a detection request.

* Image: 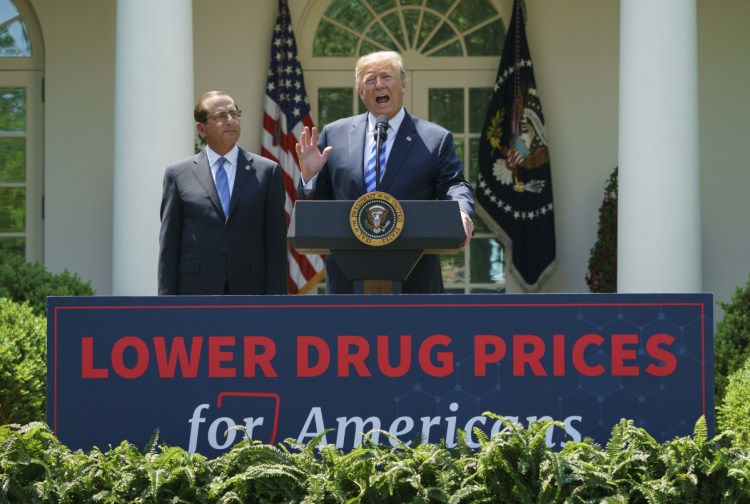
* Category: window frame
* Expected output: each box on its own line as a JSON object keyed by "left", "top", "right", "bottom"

{"left": 0, "top": 0, "right": 44, "bottom": 261}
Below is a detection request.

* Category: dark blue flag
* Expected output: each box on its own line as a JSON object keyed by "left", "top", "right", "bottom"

{"left": 477, "top": 0, "right": 556, "bottom": 292}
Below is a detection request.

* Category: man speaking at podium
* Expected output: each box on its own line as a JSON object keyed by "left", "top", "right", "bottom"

{"left": 295, "top": 51, "right": 475, "bottom": 294}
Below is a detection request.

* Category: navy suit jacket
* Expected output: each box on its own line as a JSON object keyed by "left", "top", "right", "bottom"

{"left": 158, "top": 148, "right": 288, "bottom": 295}
{"left": 305, "top": 111, "right": 474, "bottom": 294}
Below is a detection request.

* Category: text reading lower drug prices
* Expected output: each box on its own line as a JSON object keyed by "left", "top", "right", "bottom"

{"left": 80, "top": 332, "right": 677, "bottom": 379}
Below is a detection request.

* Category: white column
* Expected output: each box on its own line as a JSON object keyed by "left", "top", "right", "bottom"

{"left": 618, "top": 0, "right": 701, "bottom": 293}
{"left": 112, "top": 0, "right": 194, "bottom": 295}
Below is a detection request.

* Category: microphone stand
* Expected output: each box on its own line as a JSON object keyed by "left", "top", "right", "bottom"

{"left": 375, "top": 125, "right": 387, "bottom": 192}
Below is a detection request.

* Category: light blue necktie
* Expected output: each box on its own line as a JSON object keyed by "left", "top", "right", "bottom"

{"left": 215, "top": 157, "right": 230, "bottom": 218}
{"left": 365, "top": 134, "right": 386, "bottom": 193}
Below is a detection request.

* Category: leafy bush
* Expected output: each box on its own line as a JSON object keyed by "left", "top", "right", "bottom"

{"left": 0, "top": 298, "right": 46, "bottom": 425}
{"left": 717, "top": 354, "right": 750, "bottom": 442}
{"left": 0, "top": 252, "right": 95, "bottom": 317}
{"left": 1, "top": 418, "right": 749, "bottom": 503}
{"left": 713, "top": 273, "right": 750, "bottom": 401}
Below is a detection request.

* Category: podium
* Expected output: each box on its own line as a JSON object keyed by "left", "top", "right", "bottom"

{"left": 287, "top": 200, "right": 465, "bottom": 294}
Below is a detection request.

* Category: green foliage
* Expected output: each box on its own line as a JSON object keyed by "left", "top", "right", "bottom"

{"left": 0, "top": 252, "right": 95, "bottom": 317}
{"left": 714, "top": 273, "right": 750, "bottom": 401}
{"left": 718, "top": 354, "right": 750, "bottom": 442}
{"left": 586, "top": 167, "right": 618, "bottom": 293}
{"left": 2, "top": 418, "right": 749, "bottom": 503}
{"left": 0, "top": 298, "right": 46, "bottom": 425}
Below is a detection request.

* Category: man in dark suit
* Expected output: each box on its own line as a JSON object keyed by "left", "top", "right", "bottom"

{"left": 295, "top": 51, "right": 475, "bottom": 294}
{"left": 158, "top": 91, "right": 287, "bottom": 295}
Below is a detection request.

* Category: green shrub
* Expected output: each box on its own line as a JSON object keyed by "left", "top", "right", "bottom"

{"left": 0, "top": 252, "right": 95, "bottom": 317}
{"left": 714, "top": 273, "right": 750, "bottom": 402}
{"left": 1, "top": 419, "right": 749, "bottom": 503}
{"left": 586, "top": 167, "right": 618, "bottom": 293}
{"left": 717, "top": 354, "right": 750, "bottom": 441}
{"left": 0, "top": 298, "right": 46, "bottom": 425}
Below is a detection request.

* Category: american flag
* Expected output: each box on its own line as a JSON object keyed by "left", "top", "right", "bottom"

{"left": 261, "top": 0, "right": 324, "bottom": 294}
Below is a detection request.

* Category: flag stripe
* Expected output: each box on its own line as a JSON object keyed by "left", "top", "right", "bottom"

{"left": 262, "top": 0, "right": 324, "bottom": 294}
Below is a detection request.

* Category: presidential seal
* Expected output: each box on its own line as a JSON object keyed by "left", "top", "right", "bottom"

{"left": 349, "top": 191, "right": 404, "bottom": 246}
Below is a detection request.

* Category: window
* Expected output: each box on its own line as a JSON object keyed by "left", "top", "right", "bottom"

{"left": 0, "top": 0, "right": 31, "bottom": 57}
{"left": 0, "top": 0, "right": 43, "bottom": 261}
{"left": 301, "top": 0, "right": 508, "bottom": 293}
{"left": 313, "top": 0, "right": 505, "bottom": 57}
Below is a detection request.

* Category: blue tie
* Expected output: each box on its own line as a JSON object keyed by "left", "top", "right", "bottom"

{"left": 365, "top": 135, "right": 386, "bottom": 193}
{"left": 215, "top": 157, "right": 230, "bottom": 218}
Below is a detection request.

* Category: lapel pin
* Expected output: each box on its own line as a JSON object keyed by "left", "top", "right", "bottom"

{"left": 406, "top": 136, "right": 412, "bottom": 142}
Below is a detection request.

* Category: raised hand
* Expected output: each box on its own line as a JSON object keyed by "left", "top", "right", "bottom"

{"left": 295, "top": 126, "right": 333, "bottom": 182}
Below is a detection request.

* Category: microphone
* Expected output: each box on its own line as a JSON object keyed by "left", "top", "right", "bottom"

{"left": 375, "top": 116, "right": 388, "bottom": 192}
{"left": 375, "top": 115, "right": 389, "bottom": 142}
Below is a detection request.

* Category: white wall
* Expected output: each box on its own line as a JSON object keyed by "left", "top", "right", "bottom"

{"left": 519, "top": 0, "right": 620, "bottom": 294}
{"left": 697, "top": 0, "right": 750, "bottom": 314}
{"left": 33, "top": 0, "right": 116, "bottom": 295}
{"left": 192, "top": 0, "right": 278, "bottom": 164}
{"left": 28, "top": 0, "right": 750, "bottom": 324}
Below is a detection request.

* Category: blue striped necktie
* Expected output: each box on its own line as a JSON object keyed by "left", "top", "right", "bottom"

{"left": 215, "top": 156, "right": 231, "bottom": 218}
{"left": 365, "top": 135, "right": 386, "bottom": 193}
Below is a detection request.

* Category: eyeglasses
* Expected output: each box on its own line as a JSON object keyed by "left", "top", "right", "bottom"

{"left": 207, "top": 110, "right": 242, "bottom": 122}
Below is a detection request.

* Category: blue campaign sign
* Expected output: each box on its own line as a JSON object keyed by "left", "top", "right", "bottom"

{"left": 47, "top": 293, "right": 714, "bottom": 457}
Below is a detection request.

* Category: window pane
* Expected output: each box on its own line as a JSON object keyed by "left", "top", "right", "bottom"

{"left": 361, "top": 41, "right": 383, "bottom": 55}
{"left": 0, "top": 20, "right": 30, "bottom": 56}
{"left": 441, "top": 248, "right": 465, "bottom": 283}
{"left": 473, "top": 214, "right": 490, "bottom": 233}
{"left": 366, "top": 22, "right": 397, "bottom": 50}
{"left": 382, "top": 13, "right": 407, "bottom": 49}
{"left": 404, "top": 9, "right": 422, "bottom": 48}
{"left": 370, "top": 0, "right": 398, "bottom": 14}
{"left": 465, "top": 20, "right": 504, "bottom": 56}
{"left": 414, "top": 12, "right": 440, "bottom": 46}
{"left": 0, "top": 187, "right": 25, "bottom": 232}
{"left": 454, "top": 138, "right": 464, "bottom": 167}
{"left": 431, "top": 41, "right": 463, "bottom": 57}
{"left": 318, "top": 88, "right": 354, "bottom": 127}
{"left": 324, "top": 0, "right": 373, "bottom": 34}
{"left": 0, "top": 137, "right": 25, "bottom": 182}
{"left": 0, "top": 0, "right": 20, "bottom": 21}
{"left": 314, "top": 20, "right": 359, "bottom": 57}
{"left": 426, "top": 0, "right": 455, "bottom": 12}
{"left": 468, "top": 137, "right": 479, "bottom": 184}
{"left": 449, "top": 0, "right": 498, "bottom": 33}
{"left": 469, "top": 87, "right": 493, "bottom": 134}
{"left": 0, "top": 0, "right": 31, "bottom": 57}
{"left": 0, "top": 87, "right": 26, "bottom": 131}
{"left": 429, "top": 88, "right": 463, "bottom": 132}
{"left": 0, "top": 237, "right": 24, "bottom": 257}
{"left": 423, "top": 22, "right": 458, "bottom": 54}
{"left": 469, "top": 237, "right": 504, "bottom": 283}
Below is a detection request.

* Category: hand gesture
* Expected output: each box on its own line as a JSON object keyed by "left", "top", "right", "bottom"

{"left": 295, "top": 126, "right": 332, "bottom": 182}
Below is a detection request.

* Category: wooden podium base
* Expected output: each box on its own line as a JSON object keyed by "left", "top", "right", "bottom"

{"left": 357, "top": 280, "right": 402, "bottom": 294}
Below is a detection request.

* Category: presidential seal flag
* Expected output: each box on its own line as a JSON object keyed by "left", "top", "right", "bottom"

{"left": 261, "top": 0, "right": 324, "bottom": 294}
{"left": 477, "top": 0, "right": 556, "bottom": 292}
